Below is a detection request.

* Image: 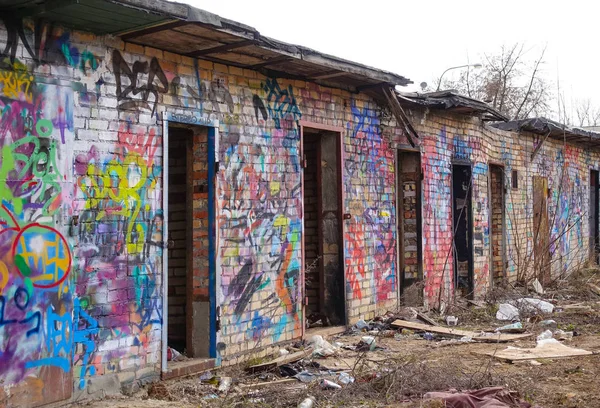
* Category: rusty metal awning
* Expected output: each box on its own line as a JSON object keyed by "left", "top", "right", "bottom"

{"left": 2, "top": 0, "right": 411, "bottom": 92}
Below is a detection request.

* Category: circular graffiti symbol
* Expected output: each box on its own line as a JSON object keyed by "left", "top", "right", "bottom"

{"left": 14, "top": 287, "right": 29, "bottom": 310}
{"left": 12, "top": 223, "right": 72, "bottom": 288}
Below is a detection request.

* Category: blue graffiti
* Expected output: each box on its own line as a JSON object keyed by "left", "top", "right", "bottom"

{"left": 262, "top": 78, "right": 302, "bottom": 129}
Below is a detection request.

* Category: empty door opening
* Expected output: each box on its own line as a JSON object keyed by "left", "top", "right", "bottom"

{"left": 533, "top": 176, "right": 550, "bottom": 284}
{"left": 167, "top": 124, "right": 210, "bottom": 359}
{"left": 489, "top": 164, "right": 506, "bottom": 285}
{"left": 398, "top": 151, "right": 423, "bottom": 305}
{"left": 590, "top": 170, "right": 599, "bottom": 264}
{"left": 302, "top": 127, "right": 345, "bottom": 328}
{"left": 452, "top": 164, "right": 473, "bottom": 297}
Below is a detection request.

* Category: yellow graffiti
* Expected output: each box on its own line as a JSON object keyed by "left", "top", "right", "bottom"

{"left": 0, "top": 260, "right": 8, "bottom": 294}
{"left": 80, "top": 152, "right": 156, "bottom": 255}
{"left": 0, "top": 69, "right": 34, "bottom": 102}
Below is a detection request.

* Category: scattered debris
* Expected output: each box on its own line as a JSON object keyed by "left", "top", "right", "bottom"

{"left": 417, "top": 311, "right": 440, "bottom": 326}
{"left": 537, "top": 330, "right": 554, "bottom": 341}
{"left": 496, "top": 303, "right": 520, "bottom": 321}
{"left": 516, "top": 298, "right": 554, "bottom": 314}
{"left": 532, "top": 278, "right": 545, "bottom": 295}
{"left": 477, "top": 338, "right": 593, "bottom": 362}
{"left": 166, "top": 347, "right": 186, "bottom": 362}
{"left": 496, "top": 322, "right": 524, "bottom": 333}
{"left": 297, "top": 396, "right": 315, "bottom": 408}
{"left": 246, "top": 349, "right": 311, "bottom": 373}
{"left": 424, "top": 386, "right": 533, "bottom": 408}
{"left": 391, "top": 319, "right": 532, "bottom": 342}
{"left": 319, "top": 379, "right": 341, "bottom": 389}
{"left": 338, "top": 372, "right": 355, "bottom": 385}
{"left": 540, "top": 319, "right": 557, "bottom": 328}
{"left": 446, "top": 315, "right": 458, "bottom": 326}
{"left": 217, "top": 377, "right": 232, "bottom": 393}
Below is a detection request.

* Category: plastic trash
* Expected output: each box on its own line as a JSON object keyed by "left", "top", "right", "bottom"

{"left": 495, "top": 322, "right": 523, "bottom": 332}
{"left": 540, "top": 319, "right": 557, "bottom": 328}
{"left": 294, "top": 371, "right": 317, "bottom": 383}
{"left": 319, "top": 379, "right": 342, "bottom": 389}
{"left": 517, "top": 298, "right": 554, "bottom": 314}
{"left": 459, "top": 336, "right": 472, "bottom": 342}
{"left": 309, "top": 335, "right": 338, "bottom": 357}
{"left": 536, "top": 330, "right": 553, "bottom": 341}
{"left": 354, "top": 319, "right": 368, "bottom": 330}
{"left": 532, "top": 278, "right": 545, "bottom": 295}
{"left": 423, "top": 332, "right": 435, "bottom": 341}
{"left": 203, "top": 394, "right": 219, "bottom": 400}
{"left": 446, "top": 316, "right": 458, "bottom": 326}
{"left": 338, "top": 372, "right": 355, "bottom": 385}
{"left": 361, "top": 336, "right": 375, "bottom": 345}
{"left": 280, "top": 349, "right": 290, "bottom": 356}
{"left": 298, "top": 396, "right": 316, "bottom": 408}
{"left": 554, "top": 330, "right": 573, "bottom": 341}
{"left": 496, "top": 303, "right": 520, "bottom": 320}
{"left": 217, "top": 377, "right": 232, "bottom": 393}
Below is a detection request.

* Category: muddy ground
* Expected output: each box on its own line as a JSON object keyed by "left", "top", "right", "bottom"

{"left": 74, "top": 271, "right": 600, "bottom": 408}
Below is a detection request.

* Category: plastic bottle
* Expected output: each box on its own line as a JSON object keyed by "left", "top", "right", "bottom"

{"left": 217, "top": 377, "right": 232, "bottom": 392}
{"left": 319, "top": 379, "right": 342, "bottom": 389}
{"left": 338, "top": 372, "right": 355, "bottom": 385}
{"left": 298, "top": 396, "right": 316, "bottom": 408}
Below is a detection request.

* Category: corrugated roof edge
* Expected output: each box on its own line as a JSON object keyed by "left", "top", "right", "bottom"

{"left": 110, "top": 0, "right": 411, "bottom": 86}
{"left": 492, "top": 117, "right": 600, "bottom": 140}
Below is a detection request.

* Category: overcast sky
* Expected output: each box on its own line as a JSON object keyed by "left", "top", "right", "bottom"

{"left": 181, "top": 0, "right": 597, "bottom": 121}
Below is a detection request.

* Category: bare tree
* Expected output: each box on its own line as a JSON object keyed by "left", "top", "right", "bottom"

{"left": 439, "top": 43, "right": 552, "bottom": 120}
{"left": 574, "top": 98, "right": 600, "bottom": 127}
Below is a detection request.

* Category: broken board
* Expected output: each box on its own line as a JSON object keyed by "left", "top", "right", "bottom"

{"left": 475, "top": 340, "right": 593, "bottom": 362}
{"left": 390, "top": 319, "right": 532, "bottom": 343}
{"left": 246, "top": 349, "right": 311, "bottom": 373}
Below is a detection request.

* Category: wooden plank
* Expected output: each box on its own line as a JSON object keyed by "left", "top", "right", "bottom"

{"left": 472, "top": 333, "right": 533, "bottom": 343}
{"left": 390, "top": 319, "right": 532, "bottom": 342}
{"left": 416, "top": 312, "right": 439, "bottom": 327}
{"left": 475, "top": 341, "right": 593, "bottom": 362}
{"left": 246, "top": 349, "right": 311, "bottom": 373}
{"left": 239, "top": 378, "right": 300, "bottom": 389}
{"left": 391, "top": 319, "right": 475, "bottom": 337}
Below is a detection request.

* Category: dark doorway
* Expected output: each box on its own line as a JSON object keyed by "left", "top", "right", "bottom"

{"left": 302, "top": 127, "right": 345, "bottom": 328}
{"left": 397, "top": 151, "right": 423, "bottom": 305}
{"left": 489, "top": 164, "right": 506, "bottom": 285}
{"left": 452, "top": 164, "right": 473, "bottom": 297}
{"left": 167, "top": 124, "right": 210, "bottom": 358}
{"left": 533, "top": 176, "right": 550, "bottom": 284}
{"left": 590, "top": 170, "right": 600, "bottom": 264}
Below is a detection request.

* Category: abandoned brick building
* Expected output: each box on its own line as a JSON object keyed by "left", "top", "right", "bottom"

{"left": 0, "top": 0, "right": 599, "bottom": 406}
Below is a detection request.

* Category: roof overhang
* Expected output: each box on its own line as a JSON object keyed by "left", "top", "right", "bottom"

{"left": 397, "top": 90, "right": 508, "bottom": 122}
{"left": 1, "top": 0, "right": 412, "bottom": 92}
{"left": 492, "top": 117, "right": 600, "bottom": 149}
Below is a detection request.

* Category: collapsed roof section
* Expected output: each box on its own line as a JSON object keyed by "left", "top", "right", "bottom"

{"left": 0, "top": 0, "right": 411, "bottom": 92}
{"left": 493, "top": 117, "right": 600, "bottom": 149}
{"left": 397, "top": 90, "right": 509, "bottom": 122}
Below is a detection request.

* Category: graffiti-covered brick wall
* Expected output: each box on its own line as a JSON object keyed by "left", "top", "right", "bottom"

{"left": 390, "top": 109, "right": 598, "bottom": 307}
{"left": 0, "top": 17, "right": 401, "bottom": 403}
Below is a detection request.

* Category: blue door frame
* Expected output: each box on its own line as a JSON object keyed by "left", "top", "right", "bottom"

{"left": 161, "top": 113, "right": 219, "bottom": 371}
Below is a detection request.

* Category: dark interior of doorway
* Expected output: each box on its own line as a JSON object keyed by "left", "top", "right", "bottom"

{"left": 397, "top": 151, "right": 423, "bottom": 305}
{"left": 590, "top": 170, "right": 600, "bottom": 264}
{"left": 167, "top": 125, "right": 210, "bottom": 358}
{"left": 303, "top": 129, "right": 345, "bottom": 328}
{"left": 452, "top": 164, "right": 473, "bottom": 297}
{"left": 489, "top": 165, "right": 506, "bottom": 285}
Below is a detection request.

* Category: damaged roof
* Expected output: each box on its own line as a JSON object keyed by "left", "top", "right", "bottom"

{"left": 1, "top": 0, "right": 411, "bottom": 91}
{"left": 492, "top": 117, "right": 600, "bottom": 148}
{"left": 397, "top": 90, "right": 509, "bottom": 122}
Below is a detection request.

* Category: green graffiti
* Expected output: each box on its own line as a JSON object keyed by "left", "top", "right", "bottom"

{"left": 14, "top": 254, "right": 31, "bottom": 277}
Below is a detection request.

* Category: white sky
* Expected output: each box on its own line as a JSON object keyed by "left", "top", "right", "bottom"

{"left": 181, "top": 0, "right": 598, "bottom": 120}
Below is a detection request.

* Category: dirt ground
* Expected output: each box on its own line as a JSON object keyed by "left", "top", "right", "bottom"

{"left": 74, "top": 271, "right": 600, "bottom": 408}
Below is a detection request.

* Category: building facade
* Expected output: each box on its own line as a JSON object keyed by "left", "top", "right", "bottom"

{"left": 0, "top": 2, "right": 599, "bottom": 406}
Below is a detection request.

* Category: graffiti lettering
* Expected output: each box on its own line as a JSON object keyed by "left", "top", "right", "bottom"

{"left": 112, "top": 50, "right": 168, "bottom": 115}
